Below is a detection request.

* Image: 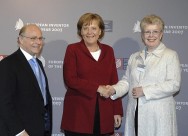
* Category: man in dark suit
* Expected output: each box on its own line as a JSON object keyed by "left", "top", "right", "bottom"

{"left": 0, "top": 24, "right": 52, "bottom": 136}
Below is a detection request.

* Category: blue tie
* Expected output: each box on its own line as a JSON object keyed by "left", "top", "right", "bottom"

{"left": 29, "top": 58, "right": 47, "bottom": 105}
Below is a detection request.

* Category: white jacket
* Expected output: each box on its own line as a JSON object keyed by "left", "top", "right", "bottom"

{"left": 112, "top": 42, "right": 181, "bottom": 136}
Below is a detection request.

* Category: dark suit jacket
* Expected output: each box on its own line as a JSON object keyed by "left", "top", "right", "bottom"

{"left": 0, "top": 49, "right": 52, "bottom": 136}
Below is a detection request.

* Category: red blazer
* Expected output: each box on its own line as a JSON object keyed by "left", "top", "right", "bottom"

{"left": 61, "top": 40, "right": 123, "bottom": 134}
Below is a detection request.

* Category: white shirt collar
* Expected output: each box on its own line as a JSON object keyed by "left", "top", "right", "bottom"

{"left": 20, "top": 47, "right": 36, "bottom": 61}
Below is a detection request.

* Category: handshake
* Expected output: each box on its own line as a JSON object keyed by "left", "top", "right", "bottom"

{"left": 97, "top": 85, "right": 116, "bottom": 98}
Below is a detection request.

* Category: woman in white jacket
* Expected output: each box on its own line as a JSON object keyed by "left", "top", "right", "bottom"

{"left": 109, "top": 14, "right": 181, "bottom": 136}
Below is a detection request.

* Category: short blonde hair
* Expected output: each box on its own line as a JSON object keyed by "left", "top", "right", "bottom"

{"left": 140, "top": 14, "right": 165, "bottom": 32}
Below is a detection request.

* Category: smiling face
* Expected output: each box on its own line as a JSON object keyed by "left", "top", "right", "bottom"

{"left": 81, "top": 20, "right": 101, "bottom": 46}
{"left": 140, "top": 15, "right": 164, "bottom": 52}
{"left": 19, "top": 24, "right": 44, "bottom": 56}
{"left": 141, "top": 24, "right": 163, "bottom": 51}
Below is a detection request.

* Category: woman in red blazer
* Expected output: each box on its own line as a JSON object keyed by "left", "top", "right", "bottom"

{"left": 61, "top": 13, "right": 123, "bottom": 136}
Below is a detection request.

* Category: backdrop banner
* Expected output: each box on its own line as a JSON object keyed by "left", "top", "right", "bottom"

{"left": 0, "top": 0, "right": 188, "bottom": 135}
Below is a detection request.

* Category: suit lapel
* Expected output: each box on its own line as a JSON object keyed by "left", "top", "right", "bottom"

{"left": 37, "top": 58, "right": 51, "bottom": 101}
{"left": 16, "top": 49, "right": 45, "bottom": 100}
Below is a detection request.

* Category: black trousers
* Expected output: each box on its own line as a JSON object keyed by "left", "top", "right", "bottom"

{"left": 134, "top": 98, "right": 138, "bottom": 136}
{"left": 93, "top": 96, "right": 100, "bottom": 135}
{"left": 44, "top": 104, "right": 51, "bottom": 135}
{"left": 44, "top": 130, "right": 51, "bottom": 136}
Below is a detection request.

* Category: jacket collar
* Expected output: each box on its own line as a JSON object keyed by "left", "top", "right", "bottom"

{"left": 139, "top": 42, "right": 166, "bottom": 59}
{"left": 79, "top": 39, "right": 103, "bottom": 61}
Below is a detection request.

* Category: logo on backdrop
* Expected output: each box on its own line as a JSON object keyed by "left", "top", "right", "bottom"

{"left": 15, "top": 18, "right": 24, "bottom": 30}
{"left": 133, "top": 21, "right": 141, "bottom": 33}
{"left": 15, "top": 18, "right": 69, "bottom": 32}
{"left": 133, "top": 20, "right": 188, "bottom": 35}
{"left": 116, "top": 58, "right": 128, "bottom": 70}
{"left": 104, "top": 20, "right": 113, "bottom": 32}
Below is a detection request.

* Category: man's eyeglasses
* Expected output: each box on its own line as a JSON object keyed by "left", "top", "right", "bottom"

{"left": 142, "top": 30, "right": 162, "bottom": 36}
{"left": 21, "top": 35, "right": 45, "bottom": 42}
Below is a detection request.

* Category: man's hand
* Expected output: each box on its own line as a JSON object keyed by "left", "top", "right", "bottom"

{"left": 17, "top": 130, "right": 29, "bottom": 136}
